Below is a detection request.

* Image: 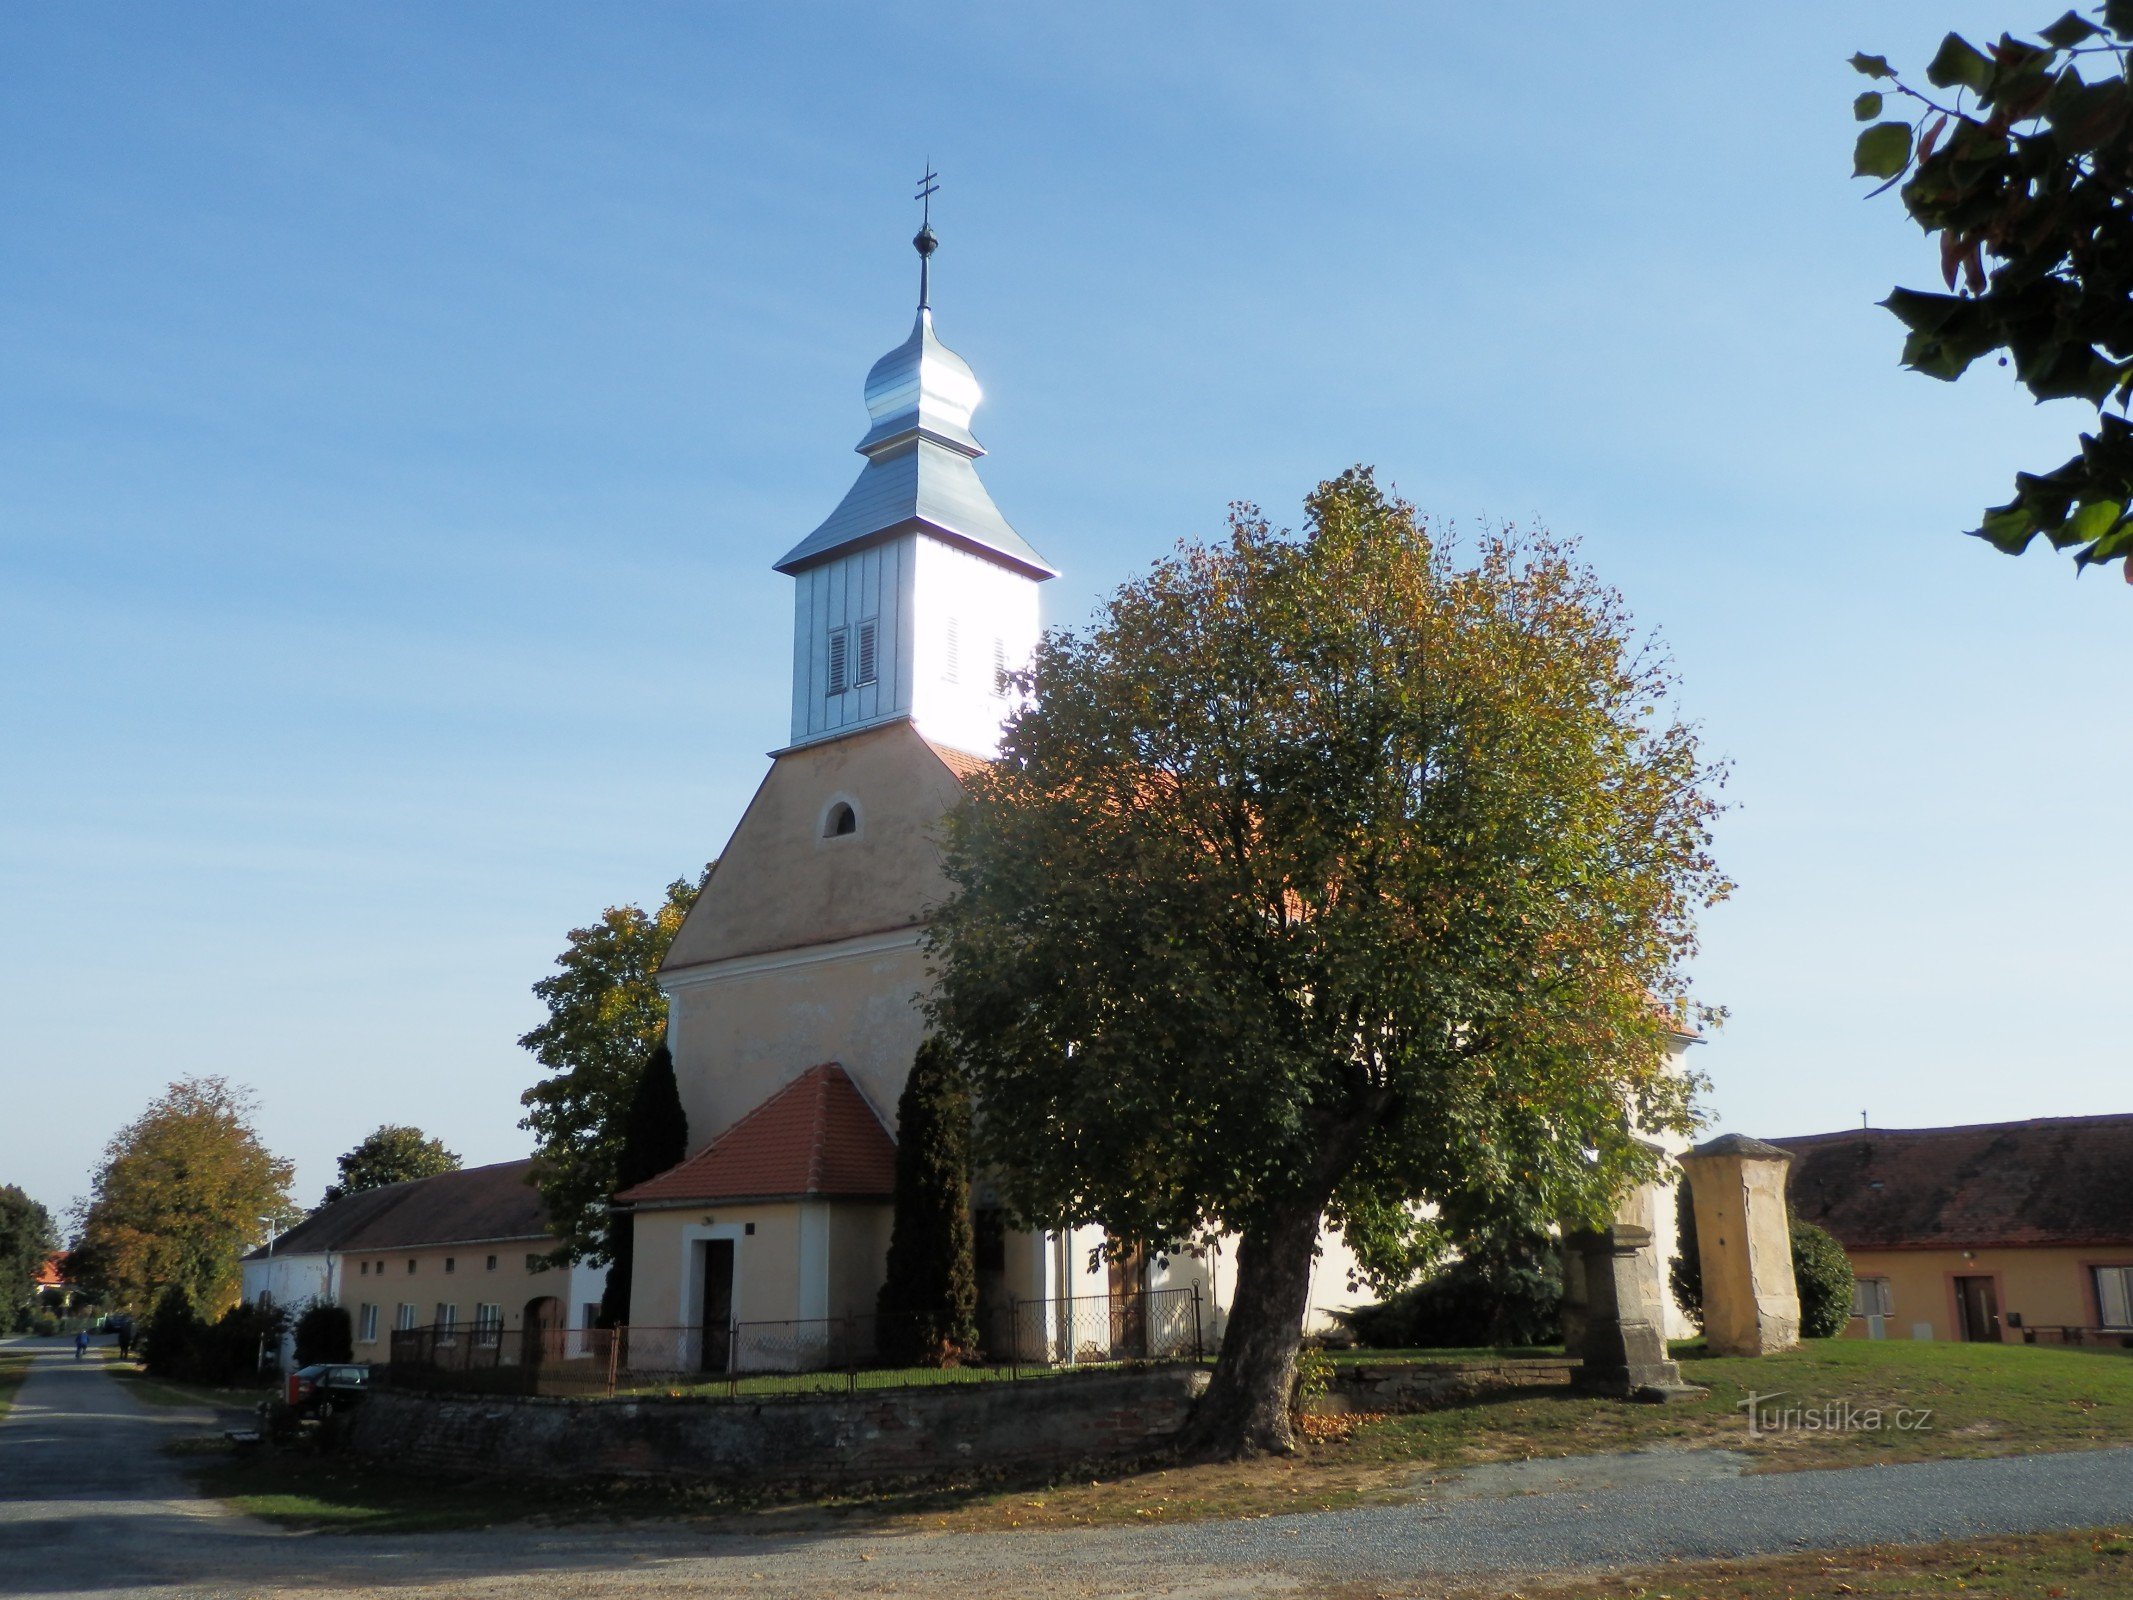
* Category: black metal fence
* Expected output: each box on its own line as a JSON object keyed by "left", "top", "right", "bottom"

{"left": 386, "top": 1287, "right": 1205, "bottom": 1400}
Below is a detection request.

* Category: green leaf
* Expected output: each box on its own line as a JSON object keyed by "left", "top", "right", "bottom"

{"left": 1854, "top": 91, "right": 1885, "bottom": 121}
{"left": 1926, "top": 33, "right": 1993, "bottom": 91}
{"left": 2039, "top": 9, "right": 2101, "bottom": 47}
{"left": 1881, "top": 286, "right": 1963, "bottom": 333}
{"left": 1850, "top": 52, "right": 1894, "bottom": 78}
{"left": 2081, "top": 516, "right": 2133, "bottom": 565}
{"left": 1975, "top": 502, "right": 2040, "bottom": 553}
{"left": 1854, "top": 121, "right": 1914, "bottom": 179}
{"left": 2063, "top": 497, "right": 2124, "bottom": 547}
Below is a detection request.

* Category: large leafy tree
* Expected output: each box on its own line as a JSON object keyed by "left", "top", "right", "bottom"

{"left": 519, "top": 868, "right": 710, "bottom": 1263}
{"left": 1851, "top": 8, "right": 2133, "bottom": 576}
{"left": 71, "top": 1077, "right": 296, "bottom": 1314}
{"left": 0, "top": 1185, "right": 56, "bottom": 1327}
{"left": 318, "top": 1125, "right": 461, "bottom": 1208}
{"left": 926, "top": 470, "right": 1726, "bottom": 1457}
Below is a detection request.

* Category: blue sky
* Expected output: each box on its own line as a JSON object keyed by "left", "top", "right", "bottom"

{"left": 4, "top": 3, "right": 2127, "bottom": 1224}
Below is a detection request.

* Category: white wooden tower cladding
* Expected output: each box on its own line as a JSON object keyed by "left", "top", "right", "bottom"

{"left": 774, "top": 226, "right": 1055, "bottom": 758}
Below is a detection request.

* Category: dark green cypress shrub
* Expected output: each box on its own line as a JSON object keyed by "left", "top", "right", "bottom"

{"left": 1332, "top": 1225, "right": 1562, "bottom": 1349}
{"left": 293, "top": 1301, "right": 353, "bottom": 1366}
{"left": 141, "top": 1285, "right": 205, "bottom": 1379}
{"left": 600, "top": 1037, "right": 688, "bottom": 1328}
{"left": 1669, "top": 1180, "right": 1704, "bottom": 1330}
{"left": 875, "top": 1037, "right": 978, "bottom": 1367}
{"left": 1791, "top": 1219, "right": 1855, "bottom": 1339}
{"left": 202, "top": 1300, "right": 285, "bottom": 1385}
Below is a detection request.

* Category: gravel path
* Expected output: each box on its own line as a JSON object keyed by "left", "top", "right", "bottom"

{"left": 4, "top": 1337, "right": 2131, "bottom": 1599}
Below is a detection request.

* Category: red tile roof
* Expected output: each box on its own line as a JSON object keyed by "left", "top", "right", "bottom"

{"left": 615, "top": 1063, "right": 897, "bottom": 1207}
{"left": 1773, "top": 1114, "right": 2133, "bottom": 1251}
{"left": 33, "top": 1254, "right": 67, "bottom": 1289}
{"left": 924, "top": 739, "right": 992, "bottom": 785}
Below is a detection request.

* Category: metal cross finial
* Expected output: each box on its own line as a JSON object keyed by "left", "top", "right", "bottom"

{"left": 913, "top": 164, "right": 940, "bottom": 309}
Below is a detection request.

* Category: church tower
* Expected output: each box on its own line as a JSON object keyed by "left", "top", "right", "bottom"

{"left": 774, "top": 220, "right": 1054, "bottom": 759}
{"left": 625, "top": 213, "right": 1060, "bottom": 1339}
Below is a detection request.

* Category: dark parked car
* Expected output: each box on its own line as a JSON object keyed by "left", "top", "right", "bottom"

{"left": 284, "top": 1363, "right": 371, "bottom": 1418}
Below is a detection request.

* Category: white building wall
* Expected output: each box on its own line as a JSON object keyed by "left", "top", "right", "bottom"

{"left": 786, "top": 533, "right": 1041, "bottom": 758}
{"left": 241, "top": 1253, "right": 332, "bottom": 1371}
{"left": 908, "top": 536, "right": 1041, "bottom": 759}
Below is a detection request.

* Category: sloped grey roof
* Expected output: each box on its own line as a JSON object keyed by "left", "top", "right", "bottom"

{"left": 247, "top": 1160, "right": 552, "bottom": 1260}
{"left": 774, "top": 308, "right": 1055, "bottom": 580}
{"left": 1773, "top": 1114, "right": 2133, "bottom": 1250}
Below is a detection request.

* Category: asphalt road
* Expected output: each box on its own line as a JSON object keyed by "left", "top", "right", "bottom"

{"left": 3, "top": 1336, "right": 2132, "bottom": 1600}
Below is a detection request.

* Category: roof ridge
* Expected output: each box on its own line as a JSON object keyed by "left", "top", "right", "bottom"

{"left": 1772, "top": 1111, "right": 2133, "bottom": 1145}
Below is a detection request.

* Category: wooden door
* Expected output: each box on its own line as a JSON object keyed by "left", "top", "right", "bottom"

{"left": 1108, "top": 1244, "right": 1148, "bottom": 1359}
{"left": 700, "top": 1239, "right": 735, "bottom": 1374}
{"left": 522, "top": 1296, "right": 561, "bottom": 1365}
{"left": 1955, "top": 1275, "right": 2000, "bottom": 1342}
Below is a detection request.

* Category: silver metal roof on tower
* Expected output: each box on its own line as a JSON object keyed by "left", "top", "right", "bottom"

{"left": 774, "top": 210, "right": 1056, "bottom": 580}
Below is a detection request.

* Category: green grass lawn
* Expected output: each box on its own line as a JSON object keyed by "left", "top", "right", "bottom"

{"left": 1339, "top": 1336, "right": 2133, "bottom": 1478}
{"left": 1323, "top": 1344, "right": 1567, "bottom": 1364}
{"left": 182, "top": 1443, "right": 668, "bottom": 1534}
{"left": 0, "top": 1348, "right": 34, "bottom": 1423}
{"left": 627, "top": 1356, "right": 1159, "bottom": 1401}
{"left": 107, "top": 1355, "right": 273, "bottom": 1415}
{"left": 187, "top": 1338, "right": 2133, "bottom": 1536}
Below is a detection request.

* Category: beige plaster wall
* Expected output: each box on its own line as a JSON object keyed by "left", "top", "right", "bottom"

{"left": 660, "top": 720, "right": 966, "bottom": 1153}
{"left": 663, "top": 721, "right": 964, "bottom": 972}
{"left": 340, "top": 1239, "right": 573, "bottom": 1358}
{"left": 829, "top": 1204, "right": 894, "bottom": 1321}
{"left": 667, "top": 941, "right": 925, "bottom": 1154}
{"left": 1843, "top": 1245, "right": 2133, "bottom": 1342}
{"left": 625, "top": 1203, "right": 806, "bottom": 1331}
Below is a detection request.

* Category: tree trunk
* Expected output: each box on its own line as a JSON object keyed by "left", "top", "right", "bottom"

{"left": 1176, "top": 1200, "right": 1324, "bottom": 1459}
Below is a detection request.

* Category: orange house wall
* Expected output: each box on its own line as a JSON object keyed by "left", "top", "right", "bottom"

{"left": 1840, "top": 1245, "right": 2133, "bottom": 1341}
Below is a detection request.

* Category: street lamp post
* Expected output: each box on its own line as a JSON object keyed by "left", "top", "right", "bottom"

{"left": 257, "top": 1216, "right": 278, "bottom": 1372}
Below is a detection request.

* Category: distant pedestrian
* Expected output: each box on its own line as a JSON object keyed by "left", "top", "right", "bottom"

{"left": 73, "top": 1330, "right": 88, "bottom": 1360}
{"left": 116, "top": 1323, "right": 133, "bottom": 1361}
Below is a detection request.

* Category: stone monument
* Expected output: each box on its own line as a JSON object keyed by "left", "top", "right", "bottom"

{"left": 1563, "top": 1178, "right": 1703, "bottom": 1401}
{"left": 1678, "top": 1133, "right": 1801, "bottom": 1356}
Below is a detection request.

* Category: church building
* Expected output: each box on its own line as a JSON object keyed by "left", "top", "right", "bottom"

{"left": 612, "top": 220, "right": 1371, "bottom": 1365}
{"left": 613, "top": 219, "right": 1697, "bottom": 1366}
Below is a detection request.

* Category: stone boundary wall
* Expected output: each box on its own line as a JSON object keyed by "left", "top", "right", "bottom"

{"left": 1317, "top": 1357, "right": 1579, "bottom": 1415}
{"left": 347, "top": 1367, "right": 1209, "bottom": 1484}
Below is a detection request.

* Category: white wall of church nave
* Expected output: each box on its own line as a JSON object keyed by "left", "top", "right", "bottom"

{"left": 665, "top": 939, "right": 928, "bottom": 1153}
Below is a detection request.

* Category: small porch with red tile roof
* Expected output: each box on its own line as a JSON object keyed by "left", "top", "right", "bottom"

{"left": 615, "top": 1064, "right": 900, "bottom": 1341}
{"left": 615, "top": 1062, "right": 897, "bottom": 1209}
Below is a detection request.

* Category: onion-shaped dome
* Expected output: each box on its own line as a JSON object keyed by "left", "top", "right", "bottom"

{"left": 775, "top": 288, "right": 1055, "bottom": 580}
{"left": 855, "top": 309, "right": 984, "bottom": 459}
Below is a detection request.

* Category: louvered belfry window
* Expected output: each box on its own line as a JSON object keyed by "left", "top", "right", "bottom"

{"left": 856, "top": 618, "right": 878, "bottom": 687}
{"left": 827, "top": 627, "right": 849, "bottom": 696}
{"left": 944, "top": 617, "right": 960, "bottom": 683}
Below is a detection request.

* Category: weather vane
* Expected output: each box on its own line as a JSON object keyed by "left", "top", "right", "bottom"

{"left": 914, "top": 164, "right": 939, "bottom": 309}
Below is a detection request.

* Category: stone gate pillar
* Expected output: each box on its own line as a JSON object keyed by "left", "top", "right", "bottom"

{"left": 1565, "top": 1178, "right": 1700, "bottom": 1400}
{"left": 1678, "top": 1134, "right": 1800, "bottom": 1357}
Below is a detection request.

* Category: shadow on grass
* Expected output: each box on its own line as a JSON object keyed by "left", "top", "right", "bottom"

{"left": 179, "top": 1432, "right": 1179, "bottom": 1537}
